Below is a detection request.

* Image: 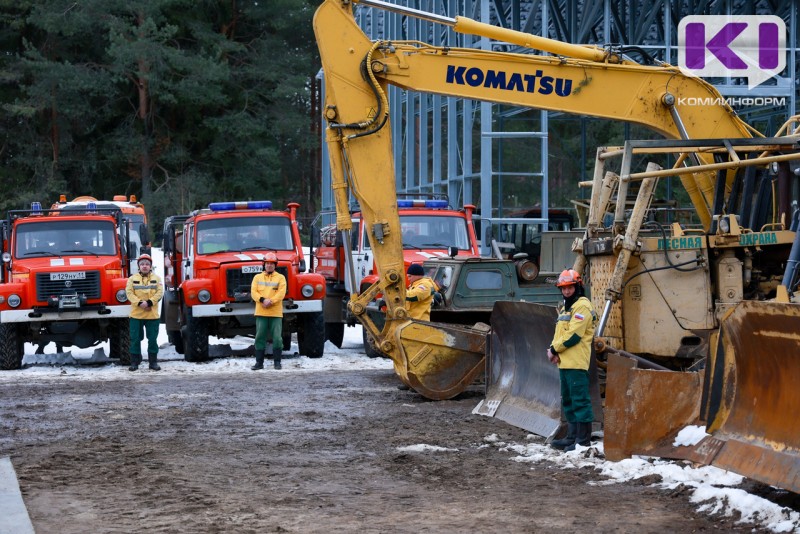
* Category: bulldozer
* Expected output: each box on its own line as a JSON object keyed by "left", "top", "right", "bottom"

{"left": 483, "top": 132, "right": 800, "bottom": 492}
{"left": 313, "top": 0, "right": 800, "bottom": 492}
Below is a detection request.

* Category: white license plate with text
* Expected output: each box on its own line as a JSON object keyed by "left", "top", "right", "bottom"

{"left": 50, "top": 272, "right": 87, "bottom": 281}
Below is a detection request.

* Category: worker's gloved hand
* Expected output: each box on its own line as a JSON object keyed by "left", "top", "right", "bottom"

{"left": 433, "top": 291, "right": 444, "bottom": 307}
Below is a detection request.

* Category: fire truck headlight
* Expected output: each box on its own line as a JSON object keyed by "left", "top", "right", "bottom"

{"left": 7, "top": 294, "right": 21, "bottom": 308}
{"left": 115, "top": 289, "right": 128, "bottom": 303}
{"left": 198, "top": 289, "right": 212, "bottom": 303}
{"left": 301, "top": 284, "right": 314, "bottom": 298}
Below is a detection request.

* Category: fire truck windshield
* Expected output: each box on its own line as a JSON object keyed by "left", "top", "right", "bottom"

{"left": 196, "top": 216, "right": 293, "bottom": 254}
{"left": 398, "top": 215, "right": 470, "bottom": 250}
{"left": 16, "top": 220, "right": 118, "bottom": 257}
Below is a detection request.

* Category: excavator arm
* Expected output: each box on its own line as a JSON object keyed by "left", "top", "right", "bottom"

{"left": 313, "top": 0, "right": 754, "bottom": 399}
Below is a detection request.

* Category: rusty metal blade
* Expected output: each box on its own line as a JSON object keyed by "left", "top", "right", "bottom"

{"left": 702, "top": 300, "right": 800, "bottom": 493}
{"left": 603, "top": 352, "right": 703, "bottom": 462}
{"left": 396, "top": 320, "right": 487, "bottom": 400}
{"left": 473, "top": 301, "right": 564, "bottom": 438}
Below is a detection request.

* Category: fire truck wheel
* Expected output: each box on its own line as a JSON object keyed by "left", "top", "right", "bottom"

{"left": 0, "top": 323, "right": 24, "bottom": 370}
{"left": 325, "top": 323, "right": 345, "bottom": 349}
{"left": 167, "top": 329, "right": 185, "bottom": 354}
{"left": 109, "top": 319, "right": 131, "bottom": 364}
{"left": 362, "top": 328, "right": 385, "bottom": 359}
{"left": 298, "top": 312, "right": 325, "bottom": 358}
{"left": 182, "top": 311, "right": 209, "bottom": 362}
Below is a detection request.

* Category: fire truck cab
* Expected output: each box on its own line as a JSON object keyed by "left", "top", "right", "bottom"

{"left": 0, "top": 202, "right": 132, "bottom": 370}
{"left": 312, "top": 195, "right": 480, "bottom": 348}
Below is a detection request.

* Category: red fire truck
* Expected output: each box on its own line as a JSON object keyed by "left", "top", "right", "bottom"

{"left": 161, "top": 201, "right": 326, "bottom": 362}
{"left": 0, "top": 202, "right": 133, "bottom": 370}
{"left": 312, "top": 195, "right": 480, "bottom": 349}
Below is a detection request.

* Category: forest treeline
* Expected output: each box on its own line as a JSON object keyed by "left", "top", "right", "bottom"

{"left": 0, "top": 0, "right": 322, "bottom": 234}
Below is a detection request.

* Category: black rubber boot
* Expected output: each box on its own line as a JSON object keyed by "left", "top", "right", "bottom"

{"left": 550, "top": 422, "right": 577, "bottom": 450}
{"left": 148, "top": 353, "right": 161, "bottom": 371}
{"left": 251, "top": 349, "right": 264, "bottom": 370}
{"left": 273, "top": 348, "right": 282, "bottom": 370}
{"left": 129, "top": 353, "right": 141, "bottom": 372}
{"left": 564, "top": 422, "right": 592, "bottom": 452}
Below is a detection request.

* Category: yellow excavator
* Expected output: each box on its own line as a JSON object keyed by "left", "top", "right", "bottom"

{"left": 314, "top": 0, "right": 800, "bottom": 492}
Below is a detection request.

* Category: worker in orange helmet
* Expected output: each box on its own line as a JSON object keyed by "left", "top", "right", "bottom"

{"left": 125, "top": 253, "right": 164, "bottom": 371}
{"left": 547, "top": 269, "right": 597, "bottom": 451}
{"left": 250, "top": 253, "right": 287, "bottom": 370}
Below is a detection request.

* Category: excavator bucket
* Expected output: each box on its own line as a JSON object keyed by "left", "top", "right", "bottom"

{"left": 396, "top": 320, "right": 488, "bottom": 401}
{"left": 702, "top": 300, "right": 800, "bottom": 493}
{"left": 473, "top": 301, "right": 602, "bottom": 439}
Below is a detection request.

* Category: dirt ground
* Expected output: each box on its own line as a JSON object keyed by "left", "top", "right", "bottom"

{"left": 0, "top": 365, "right": 792, "bottom": 533}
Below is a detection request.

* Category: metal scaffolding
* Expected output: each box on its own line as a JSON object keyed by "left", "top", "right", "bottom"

{"left": 319, "top": 0, "right": 799, "bottom": 252}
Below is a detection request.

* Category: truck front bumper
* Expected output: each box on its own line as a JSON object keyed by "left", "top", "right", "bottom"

{"left": 191, "top": 300, "right": 323, "bottom": 318}
{"left": 0, "top": 305, "right": 130, "bottom": 323}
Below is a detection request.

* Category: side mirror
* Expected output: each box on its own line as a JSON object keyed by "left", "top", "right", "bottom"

{"left": 310, "top": 226, "right": 320, "bottom": 249}
{"left": 139, "top": 223, "right": 151, "bottom": 246}
{"left": 448, "top": 246, "right": 458, "bottom": 258}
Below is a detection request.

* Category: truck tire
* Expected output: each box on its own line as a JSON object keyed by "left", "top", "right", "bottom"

{"left": 362, "top": 328, "right": 385, "bottom": 359}
{"left": 167, "top": 329, "right": 185, "bottom": 354}
{"left": 182, "top": 310, "right": 209, "bottom": 362}
{"left": 109, "top": 319, "right": 131, "bottom": 364}
{"left": 298, "top": 312, "right": 325, "bottom": 358}
{"left": 325, "top": 322, "right": 345, "bottom": 349}
{"left": 0, "top": 323, "right": 24, "bottom": 370}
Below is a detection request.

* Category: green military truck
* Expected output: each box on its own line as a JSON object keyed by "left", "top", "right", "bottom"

{"left": 364, "top": 231, "right": 582, "bottom": 357}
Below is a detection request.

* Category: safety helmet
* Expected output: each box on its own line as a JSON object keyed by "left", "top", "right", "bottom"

{"left": 263, "top": 252, "right": 278, "bottom": 265}
{"left": 555, "top": 269, "right": 582, "bottom": 287}
{"left": 137, "top": 253, "right": 153, "bottom": 266}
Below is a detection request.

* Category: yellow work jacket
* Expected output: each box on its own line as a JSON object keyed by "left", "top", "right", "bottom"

{"left": 126, "top": 272, "right": 164, "bottom": 320}
{"left": 406, "top": 276, "right": 438, "bottom": 321}
{"left": 551, "top": 296, "right": 596, "bottom": 370}
{"left": 251, "top": 270, "right": 287, "bottom": 318}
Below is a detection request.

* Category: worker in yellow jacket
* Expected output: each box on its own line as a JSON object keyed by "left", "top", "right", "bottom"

{"left": 547, "top": 269, "right": 597, "bottom": 451}
{"left": 125, "top": 254, "right": 164, "bottom": 371}
{"left": 405, "top": 263, "right": 439, "bottom": 321}
{"left": 251, "top": 253, "right": 287, "bottom": 370}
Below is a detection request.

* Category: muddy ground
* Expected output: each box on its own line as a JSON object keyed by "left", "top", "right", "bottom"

{"left": 0, "top": 365, "right": 792, "bottom": 533}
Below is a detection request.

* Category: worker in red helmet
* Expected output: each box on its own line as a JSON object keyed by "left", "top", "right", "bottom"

{"left": 547, "top": 268, "right": 597, "bottom": 451}
{"left": 125, "top": 253, "right": 164, "bottom": 371}
{"left": 250, "top": 252, "right": 287, "bottom": 370}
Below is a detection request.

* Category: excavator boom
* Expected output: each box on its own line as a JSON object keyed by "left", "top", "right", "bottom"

{"left": 315, "top": 0, "right": 752, "bottom": 400}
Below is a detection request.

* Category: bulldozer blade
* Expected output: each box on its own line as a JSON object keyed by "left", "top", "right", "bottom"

{"left": 604, "top": 352, "right": 703, "bottom": 462}
{"left": 702, "top": 300, "right": 800, "bottom": 493}
{"left": 396, "top": 320, "right": 487, "bottom": 400}
{"left": 473, "top": 301, "right": 567, "bottom": 439}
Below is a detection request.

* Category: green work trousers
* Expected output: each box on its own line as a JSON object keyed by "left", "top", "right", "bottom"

{"left": 255, "top": 316, "right": 283, "bottom": 354}
{"left": 130, "top": 318, "right": 160, "bottom": 356}
{"left": 559, "top": 368, "right": 593, "bottom": 423}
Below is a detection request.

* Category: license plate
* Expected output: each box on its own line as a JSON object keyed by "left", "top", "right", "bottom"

{"left": 50, "top": 272, "right": 86, "bottom": 281}
{"left": 242, "top": 265, "right": 263, "bottom": 274}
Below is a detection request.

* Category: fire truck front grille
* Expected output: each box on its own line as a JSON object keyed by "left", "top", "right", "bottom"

{"left": 36, "top": 271, "right": 102, "bottom": 301}
{"left": 226, "top": 266, "right": 289, "bottom": 300}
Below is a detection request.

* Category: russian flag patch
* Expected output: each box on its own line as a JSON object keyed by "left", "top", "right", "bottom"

{"left": 574, "top": 313, "right": 585, "bottom": 321}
